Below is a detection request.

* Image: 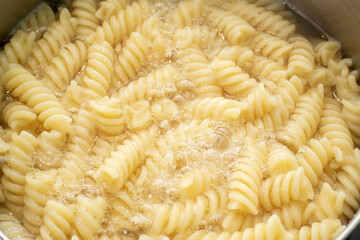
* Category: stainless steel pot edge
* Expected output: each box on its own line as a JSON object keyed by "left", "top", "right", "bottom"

{"left": 0, "top": 230, "right": 9, "bottom": 240}
{"left": 337, "top": 211, "right": 360, "bottom": 240}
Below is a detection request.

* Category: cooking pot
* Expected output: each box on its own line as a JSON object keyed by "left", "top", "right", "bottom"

{"left": 0, "top": 0, "right": 359, "bottom": 239}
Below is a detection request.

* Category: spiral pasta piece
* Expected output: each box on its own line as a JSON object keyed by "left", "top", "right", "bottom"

{"left": 0, "top": 213, "right": 34, "bottom": 240}
{"left": 153, "top": 189, "right": 227, "bottom": 235}
{"left": 0, "top": 30, "right": 36, "bottom": 76}
{"left": 336, "top": 68, "right": 360, "bottom": 101}
{"left": 93, "top": 127, "right": 157, "bottom": 191}
{"left": 22, "top": 169, "right": 57, "bottom": 234}
{"left": 2, "top": 64, "right": 71, "bottom": 133}
{"left": 177, "top": 168, "right": 211, "bottom": 199}
{"left": 123, "top": 100, "right": 154, "bottom": 131}
{"left": 315, "top": 40, "right": 341, "bottom": 66}
{"left": 172, "top": 0, "right": 204, "bottom": 27}
{"left": 180, "top": 46, "right": 222, "bottom": 97}
{"left": 19, "top": 3, "right": 55, "bottom": 33}
{"left": 222, "top": 201, "right": 314, "bottom": 232}
{"left": 228, "top": 150, "right": 263, "bottom": 214}
{"left": 90, "top": 96, "right": 125, "bottom": 136}
{"left": 42, "top": 40, "right": 87, "bottom": 91}
{"left": 328, "top": 58, "right": 355, "bottom": 79}
{"left": 1, "top": 131, "right": 38, "bottom": 217}
{"left": 313, "top": 182, "right": 345, "bottom": 221}
{"left": 221, "top": 210, "right": 266, "bottom": 232}
{"left": 241, "top": 83, "right": 277, "bottom": 121}
{"left": 39, "top": 200, "right": 75, "bottom": 240}
{"left": 206, "top": 7, "right": 255, "bottom": 44}
{"left": 267, "top": 143, "right": 298, "bottom": 176}
{"left": 151, "top": 98, "right": 180, "bottom": 125}
{"left": 309, "top": 66, "right": 337, "bottom": 87}
{"left": 227, "top": 138, "right": 266, "bottom": 214}
{"left": 320, "top": 97, "right": 354, "bottom": 161}
{"left": 251, "top": 32, "right": 293, "bottom": 65}
{"left": 112, "top": 64, "right": 178, "bottom": 105}
{"left": 74, "top": 195, "right": 106, "bottom": 240}
{"left": 58, "top": 154, "right": 84, "bottom": 184}
{"left": 245, "top": 97, "right": 290, "bottom": 136}
{"left": 245, "top": 0, "right": 292, "bottom": 18}
{"left": 191, "top": 97, "right": 245, "bottom": 121}
{"left": 109, "top": 180, "right": 143, "bottom": 232}
{"left": 71, "top": 0, "right": 99, "bottom": 39}
{"left": 89, "top": 0, "right": 150, "bottom": 46}
{"left": 25, "top": 8, "right": 78, "bottom": 73}
{"left": 335, "top": 162, "right": 360, "bottom": 220}
{"left": 224, "top": 1, "right": 295, "bottom": 39}
{"left": 287, "top": 35, "right": 315, "bottom": 77}
{"left": 251, "top": 56, "right": 287, "bottom": 81}
{"left": 260, "top": 167, "right": 314, "bottom": 210}
{"left": 114, "top": 32, "right": 150, "bottom": 84}
{"left": 68, "top": 109, "right": 97, "bottom": 153}
{"left": 277, "top": 75, "right": 304, "bottom": 111}
{"left": 211, "top": 59, "right": 257, "bottom": 97}
{"left": 290, "top": 218, "right": 343, "bottom": 240}
{"left": 173, "top": 26, "right": 213, "bottom": 49}
{"left": 215, "top": 45, "right": 254, "bottom": 69}
{"left": 140, "top": 235, "right": 169, "bottom": 240}
{"left": 137, "top": 14, "right": 161, "bottom": 41}
{"left": 277, "top": 85, "right": 324, "bottom": 152}
{"left": 296, "top": 137, "right": 332, "bottom": 187}
{"left": 187, "top": 214, "right": 292, "bottom": 240}
{"left": 83, "top": 41, "right": 114, "bottom": 99}
{"left": 2, "top": 102, "right": 37, "bottom": 132}
{"left": 342, "top": 99, "right": 360, "bottom": 146}
{"left": 273, "top": 201, "right": 315, "bottom": 230}
{"left": 37, "top": 130, "right": 66, "bottom": 165}
{"left": 95, "top": 0, "right": 127, "bottom": 21}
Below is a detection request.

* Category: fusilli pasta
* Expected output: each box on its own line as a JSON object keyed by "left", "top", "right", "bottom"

{"left": 19, "top": 3, "right": 55, "bottom": 33}
{"left": 206, "top": 7, "right": 255, "bottom": 44}
{"left": 2, "top": 64, "right": 71, "bottom": 133}
{"left": 260, "top": 167, "right": 314, "bottom": 210}
{"left": 71, "top": 0, "right": 99, "bottom": 39}
{"left": 25, "top": 8, "right": 78, "bottom": 73}
{"left": 0, "top": 0, "right": 358, "bottom": 238}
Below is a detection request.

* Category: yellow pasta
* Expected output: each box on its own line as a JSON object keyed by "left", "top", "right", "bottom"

{"left": 42, "top": 40, "right": 87, "bottom": 91}
{"left": 82, "top": 41, "right": 114, "bottom": 100}
{"left": 2, "top": 64, "right": 72, "bottom": 133}
{"left": 2, "top": 101, "right": 37, "bottom": 133}
{"left": 19, "top": 3, "right": 55, "bottom": 33}
{"left": 22, "top": 169, "right": 57, "bottom": 234}
{"left": 277, "top": 85, "right": 324, "bottom": 152}
{"left": 0, "top": 213, "right": 34, "bottom": 240}
{"left": 89, "top": 0, "right": 150, "bottom": 45}
{"left": 74, "top": 195, "right": 106, "bottom": 239}
{"left": 0, "top": 30, "right": 36, "bottom": 76}
{"left": 224, "top": 1, "right": 295, "bottom": 39}
{"left": 1, "top": 131, "right": 38, "bottom": 217}
{"left": 172, "top": 0, "right": 204, "bottom": 28}
{"left": 113, "top": 31, "right": 150, "bottom": 84}
{"left": 179, "top": 46, "right": 222, "bottom": 97}
{"left": 0, "top": 0, "right": 359, "bottom": 239}
{"left": 206, "top": 7, "right": 255, "bottom": 44}
{"left": 39, "top": 200, "right": 75, "bottom": 240}
{"left": 211, "top": 58, "right": 257, "bottom": 96}
{"left": 259, "top": 167, "right": 314, "bottom": 210}
{"left": 71, "top": 0, "right": 99, "bottom": 39}
{"left": 25, "top": 8, "right": 78, "bottom": 73}
{"left": 93, "top": 127, "right": 157, "bottom": 192}
{"left": 251, "top": 32, "right": 293, "bottom": 65}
